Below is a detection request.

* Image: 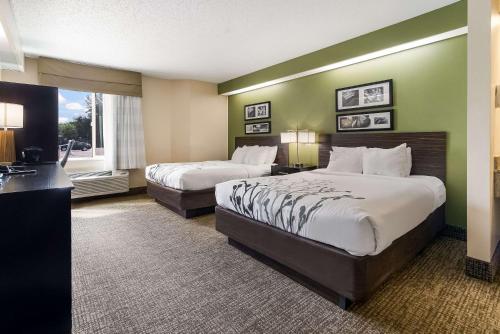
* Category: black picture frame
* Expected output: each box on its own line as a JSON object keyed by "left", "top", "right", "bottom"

{"left": 244, "top": 101, "right": 271, "bottom": 121}
{"left": 335, "top": 79, "right": 393, "bottom": 112}
{"left": 337, "top": 110, "right": 394, "bottom": 132}
{"left": 245, "top": 121, "right": 271, "bottom": 135}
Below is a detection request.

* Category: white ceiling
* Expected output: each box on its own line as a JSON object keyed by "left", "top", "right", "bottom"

{"left": 10, "top": 0, "right": 459, "bottom": 83}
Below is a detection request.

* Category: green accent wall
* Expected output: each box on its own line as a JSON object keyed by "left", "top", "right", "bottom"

{"left": 223, "top": 2, "right": 467, "bottom": 228}
{"left": 219, "top": 1, "right": 466, "bottom": 94}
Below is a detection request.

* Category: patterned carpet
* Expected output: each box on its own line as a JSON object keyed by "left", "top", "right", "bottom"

{"left": 72, "top": 195, "right": 500, "bottom": 334}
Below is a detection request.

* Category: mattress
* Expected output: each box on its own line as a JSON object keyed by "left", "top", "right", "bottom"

{"left": 215, "top": 169, "right": 446, "bottom": 256}
{"left": 146, "top": 161, "right": 272, "bottom": 191}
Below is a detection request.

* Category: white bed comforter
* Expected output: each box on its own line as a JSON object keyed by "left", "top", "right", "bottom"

{"left": 215, "top": 169, "right": 445, "bottom": 256}
{"left": 146, "top": 161, "right": 272, "bottom": 191}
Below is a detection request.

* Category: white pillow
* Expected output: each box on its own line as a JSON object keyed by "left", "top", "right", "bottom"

{"left": 231, "top": 146, "right": 245, "bottom": 163}
{"left": 327, "top": 146, "right": 366, "bottom": 173}
{"left": 363, "top": 144, "right": 408, "bottom": 177}
{"left": 404, "top": 147, "right": 412, "bottom": 177}
{"left": 255, "top": 148, "right": 270, "bottom": 165}
{"left": 243, "top": 145, "right": 273, "bottom": 165}
{"left": 242, "top": 145, "right": 259, "bottom": 164}
{"left": 263, "top": 146, "right": 278, "bottom": 164}
{"left": 233, "top": 145, "right": 277, "bottom": 165}
{"left": 243, "top": 146, "right": 277, "bottom": 165}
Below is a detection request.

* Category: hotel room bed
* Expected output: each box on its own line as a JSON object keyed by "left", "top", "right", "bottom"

{"left": 146, "top": 136, "right": 288, "bottom": 218}
{"left": 146, "top": 161, "right": 272, "bottom": 191}
{"left": 216, "top": 170, "right": 445, "bottom": 256}
{"left": 215, "top": 132, "right": 446, "bottom": 309}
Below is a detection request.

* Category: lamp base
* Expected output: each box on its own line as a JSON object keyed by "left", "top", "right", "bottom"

{"left": 0, "top": 130, "right": 16, "bottom": 163}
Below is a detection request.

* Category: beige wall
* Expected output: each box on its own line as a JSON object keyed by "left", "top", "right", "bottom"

{"left": 494, "top": 1, "right": 500, "bottom": 158}
{"left": 467, "top": 0, "right": 500, "bottom": 262}
{"left": 140, "top": 76, "right": 228, "bottom": 186}
{"left": 169, "top": 80, "right": 228, "bottom": 162}
{"left": 189, "top": 82, "right": 229, "bottom": 161}
{"left": 492, "top": 0, "right": 500, "bottom": 250}
{"left": 1, "top": 57, "right": 229, "bottom": 188}
{"left": 142, "top": 76, "right": 174, "bottom": 164}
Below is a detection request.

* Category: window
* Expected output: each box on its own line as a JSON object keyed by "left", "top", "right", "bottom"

{"left": 58, "top": 89, "right": 104, "bottom": 159}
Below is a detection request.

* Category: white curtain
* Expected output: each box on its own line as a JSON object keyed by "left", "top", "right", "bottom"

{"left": 103, "top": 95, "right": 146, "bottom": 170}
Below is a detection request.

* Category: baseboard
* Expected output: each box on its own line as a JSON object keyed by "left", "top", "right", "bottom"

{"left": 493, "top": 241, "right": 500, "bottom": 279}
{"left": 127, "top": 186, "right": 148, "bottom": 196}
{"left": 441, "top": 224, "right": 467, "bottom": 241}
{"left": 440, "top": 225, "right": 500, "bottom": 282}
{"left": 71, "top": 186, "right": 147, "bottom": 203}
{"left": 465, "top": 241, "right": 500, "bottom": 282}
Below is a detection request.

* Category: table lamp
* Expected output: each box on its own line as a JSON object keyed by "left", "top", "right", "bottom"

{"left": 0, "top": 102, "right": 24, "bottom": 163}
{"left": 298, "top": 130, "right": 316, "bottom": 144}
{"left": 280, "top": 129, "right": 315, "bottom": 167}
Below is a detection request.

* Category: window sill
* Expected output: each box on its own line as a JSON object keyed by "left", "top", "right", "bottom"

{"left": 68, "top": 156, "right": 105, "bottom": 162}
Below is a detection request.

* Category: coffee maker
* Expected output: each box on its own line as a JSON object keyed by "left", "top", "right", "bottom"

{"left": 21, "top": 146, "right": 43, "bottom": 164}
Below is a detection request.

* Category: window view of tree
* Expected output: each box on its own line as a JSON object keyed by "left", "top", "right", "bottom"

{"left": 58, "top": 89, "right": 104, "bottom": 159}
{"left": 95, "top": 93, "right": 104, "bottom": 156}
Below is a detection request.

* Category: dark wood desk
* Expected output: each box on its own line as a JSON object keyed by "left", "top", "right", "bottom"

{"left": 0, "top": 164, "right": 73, "bottom": 334}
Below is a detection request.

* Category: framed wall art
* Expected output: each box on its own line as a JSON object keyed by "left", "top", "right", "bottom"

{"left": 337, "top": 110, "right": 393, "bottom": 132}
{"left": 245, "top": 121, "right": 271, "bottom": 135}
{"left": 336, "top": 79, "right": 393, "bottom": 112}
{"left": 244, "top": 101, "right": 271, "bottom": 121}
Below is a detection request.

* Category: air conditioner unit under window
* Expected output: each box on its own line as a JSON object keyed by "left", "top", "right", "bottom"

{"left": 69, "top": 170, "right": 129, "bottom": 199}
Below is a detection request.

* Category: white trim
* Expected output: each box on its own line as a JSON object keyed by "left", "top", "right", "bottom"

{"left": 68, "top": 156, "right": 105, "bottom": 162}
{"left": 221, "top": 27, "right": 468, "bottom": 96}
{"left": 466, "top": 0, "right": 495, "bottom": 262}
{"left": 0, "top": 0, "right": 24, "bottom": 71}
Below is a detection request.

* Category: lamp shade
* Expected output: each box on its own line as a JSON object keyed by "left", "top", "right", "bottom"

{"left": 280, "top": 131, "right": 297, "bottom": 144}
{"left": 0, "top": 103, "right": 24, "bottom": 129}
{"left": 298, "top": 130, "right": 316, "bottom": 143}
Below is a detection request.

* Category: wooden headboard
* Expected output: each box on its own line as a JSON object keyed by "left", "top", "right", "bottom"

{"left": 235, "top": 136, "right": 288, "bottom": 166}
{"left": 318, "top": 132, "right": 447, "bottom": 182}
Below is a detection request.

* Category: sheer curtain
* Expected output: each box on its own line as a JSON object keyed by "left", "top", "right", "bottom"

{"left": 103, "top": 95, "right": 146, "bottom": 170}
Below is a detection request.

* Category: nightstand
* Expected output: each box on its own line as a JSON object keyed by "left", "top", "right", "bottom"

{"left": 271, "top": 165, "right": 317, "bottom": 176}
